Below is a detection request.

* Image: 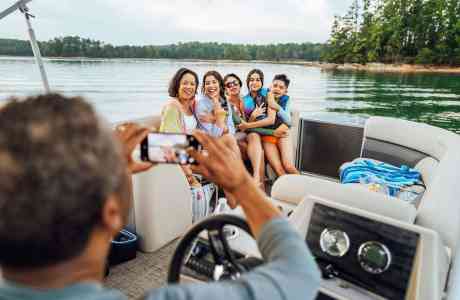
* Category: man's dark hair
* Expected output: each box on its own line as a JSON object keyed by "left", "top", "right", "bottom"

{"left": 201, "top": 70, "right": 225, "bottom": 100}
{"left": 246, "top": 69, "right": 264, "bottom": 90}
{"left": 223, "top": 73, "right": 242, "bottom": 87}
{"left": 0, "top": 94, "right": 125, "bottom": 268}
{"left": 168, "top": 68, "right": 199, "bottom": 98}
{"left": 273, "top": 74, "right": 290, "bottom": 88}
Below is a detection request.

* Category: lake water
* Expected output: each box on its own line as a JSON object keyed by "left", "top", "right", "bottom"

{"left": 1, "top": 57, "right": 459, "bottom": 132}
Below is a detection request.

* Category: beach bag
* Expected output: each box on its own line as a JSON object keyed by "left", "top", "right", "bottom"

{"left": 191, "top": 183, "right": 217, "bottom": 223}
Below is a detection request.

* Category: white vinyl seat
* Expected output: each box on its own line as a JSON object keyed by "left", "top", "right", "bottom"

{"left": 126, "top": 115, "right": 193, "bottom": 252}
{"left": 132, "top": 163, "right": 192, "bottom": 252}
{"left": 272, "top": 174, "right": 418, "bottom": 223}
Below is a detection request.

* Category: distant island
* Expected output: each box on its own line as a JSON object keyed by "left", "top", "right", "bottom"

{"left": 0, "top": 37, "right": 324, "bottom": 62}
{"left": 0, "top": 0, "right": 458, "bottom": 71}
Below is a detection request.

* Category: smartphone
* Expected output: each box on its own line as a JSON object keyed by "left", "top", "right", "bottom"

{"left": 140, "top": 132, "right": 201, "bottom": 165}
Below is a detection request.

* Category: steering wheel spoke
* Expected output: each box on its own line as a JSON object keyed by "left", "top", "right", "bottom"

{"left": 208, "top": 229, "right": 227, "bottom": 265}
{"left": 167, "top": 214, "right": 253, "bottom": 283}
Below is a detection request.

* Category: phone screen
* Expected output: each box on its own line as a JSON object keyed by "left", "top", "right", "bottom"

{"left": 140, "top": 133, "right": 196, "bottom": 164}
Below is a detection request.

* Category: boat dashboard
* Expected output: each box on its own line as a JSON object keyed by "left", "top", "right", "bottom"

{"left": 179, "top": 197, "right": 447, "bottom": 300}
{"left": 306, "top": 202, "right": 418, "bottom": 300}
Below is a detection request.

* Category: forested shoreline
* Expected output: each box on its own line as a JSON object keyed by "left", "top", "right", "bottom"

{"left": 0, "top": 37, "right": 323, "bottom": 61}
{"left": 1, "top": 0, "right": 459, "bottom": 67}
{"left": 322, "top": 0, "right": 460, "bottom": 66}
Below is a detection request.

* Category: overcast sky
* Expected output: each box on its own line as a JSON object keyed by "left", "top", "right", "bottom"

{"left": 1, "top": 0, "right": 352, "bottom": 45}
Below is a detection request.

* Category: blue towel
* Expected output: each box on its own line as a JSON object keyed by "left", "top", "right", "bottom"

{"left": 339, "top": 159, "right": 423, "bottom": 197}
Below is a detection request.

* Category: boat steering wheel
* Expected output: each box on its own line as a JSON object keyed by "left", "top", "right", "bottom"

{"left": 167, "top": 214, "right": 255, "bottom": 283}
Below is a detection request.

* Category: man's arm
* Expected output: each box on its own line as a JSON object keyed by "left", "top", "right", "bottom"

{"left": 144, "top": 131, "right": 321, "bottom": 300}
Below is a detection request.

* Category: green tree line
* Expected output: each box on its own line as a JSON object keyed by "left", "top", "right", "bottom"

{"left": 322, "top": 0, "right": 460, "bottom": 65}
{"left": 0, "top": 36, "right": 324, "bottom": 61}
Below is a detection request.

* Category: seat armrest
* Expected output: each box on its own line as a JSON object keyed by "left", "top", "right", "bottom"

{"left": 272, "top": 174, "right": 417, "bottom": 223}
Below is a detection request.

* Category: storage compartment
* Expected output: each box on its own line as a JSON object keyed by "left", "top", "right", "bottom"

{"left": 109, "top": 229, "right": 138, "bottom": 266}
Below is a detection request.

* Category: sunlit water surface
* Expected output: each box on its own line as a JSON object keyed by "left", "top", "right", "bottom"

{"left": 1, "top": 57, "right": 459, "bottom": 132}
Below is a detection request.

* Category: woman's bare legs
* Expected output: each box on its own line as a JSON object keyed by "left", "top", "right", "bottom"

{"left": 259, "top": 153, "right": 266, "bottom": 190}
{"left": 237, "top": 138, "right": 249, "bottom": 161}
{"left": 237, "top": 135, "right": 265, "bottom": 189}
{"left": 263, "top": 141, "right": 286, "bottom": 177}
{"left": 247, "top": 132, "right": 264, "bottom": 185}
{"left": 278, "top": 135, "right": 299, "bottom": 174}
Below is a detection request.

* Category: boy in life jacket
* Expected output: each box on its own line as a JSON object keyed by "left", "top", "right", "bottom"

{"left": 239, "top": 73, "right": 298, "bottom": 176}
{"left": 263, "top": 74, "right": 298, "bottom": 175}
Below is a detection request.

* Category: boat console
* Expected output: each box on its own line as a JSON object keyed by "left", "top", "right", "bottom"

{"left": 290, "top": 196, "right": 449, "bottom": 300}
{"left": 307, "top": 202, "right": 419, "bottom": 299}
{"left": 176, "top": 195, "right": 448, "bottom": 300}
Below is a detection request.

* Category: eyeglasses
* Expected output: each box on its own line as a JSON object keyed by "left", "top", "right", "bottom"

{"left": 225, "top": 80, "right": 239, "bottom": 88}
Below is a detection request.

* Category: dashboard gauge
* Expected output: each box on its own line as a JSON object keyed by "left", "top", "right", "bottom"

{"left": 320, "top": 228, "right": 350, "bottom": 257}
{"left": 358, "top": 241, "right": 392, "bottom": 274}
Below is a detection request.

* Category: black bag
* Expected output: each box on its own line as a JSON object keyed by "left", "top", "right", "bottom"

{"left": 108, "top": 229, "right": 138, "bottom": 266}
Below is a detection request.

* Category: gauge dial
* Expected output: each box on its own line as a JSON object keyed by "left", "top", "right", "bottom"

{"left": 358, "top": 241, "right": 392, "bottom": 274}
{"left": 320, "top": 228, "right": 350, "bottom": 257}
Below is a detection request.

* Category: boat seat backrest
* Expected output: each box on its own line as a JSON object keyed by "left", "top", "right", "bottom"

{"left": 363, "top": 117, "right": 451, "bottom": 162}
{"left": 363, "top": 117, "right": 460, "bottom": 253}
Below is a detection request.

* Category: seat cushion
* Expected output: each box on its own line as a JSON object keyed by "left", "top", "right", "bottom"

{"left": 271, "top": 174, "right": 417, "bottom": 223}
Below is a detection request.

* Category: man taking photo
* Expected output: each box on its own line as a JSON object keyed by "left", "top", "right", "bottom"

{"left": 0, "top": 94, "right": 320, "bottom": 300}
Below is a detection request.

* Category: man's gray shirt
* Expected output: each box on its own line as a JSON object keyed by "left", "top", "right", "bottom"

{"left": 0, "top": 218, "right": 321, "bottom": 300}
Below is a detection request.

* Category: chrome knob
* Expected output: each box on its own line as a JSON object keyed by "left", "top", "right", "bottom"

{"left": 358, "top": 241, "right": 392, "bottom": 274}
{"left": 320, "top": 228, "right": 350, "bottom": 257}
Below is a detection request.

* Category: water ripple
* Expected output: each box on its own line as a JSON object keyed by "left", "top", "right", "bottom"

{"left": 1, "top": 58, "right": 459, "bottom": 132}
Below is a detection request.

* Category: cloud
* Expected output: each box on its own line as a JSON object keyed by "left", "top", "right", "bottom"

{"left": 0, "top": 0, "right": 353, "bottom": 45}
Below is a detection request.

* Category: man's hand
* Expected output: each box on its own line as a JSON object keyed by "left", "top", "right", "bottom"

{"left": 250, "top": 104, "right": 266, "bottom": 120}
{"left": 115, "top": 123, "right": 155, "bottom": 174}
{"left": 273, "top": 124, "right": 289, "bottom": 138}
{"left": 188, "top": 131, "right": 252, "bottom": 196}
